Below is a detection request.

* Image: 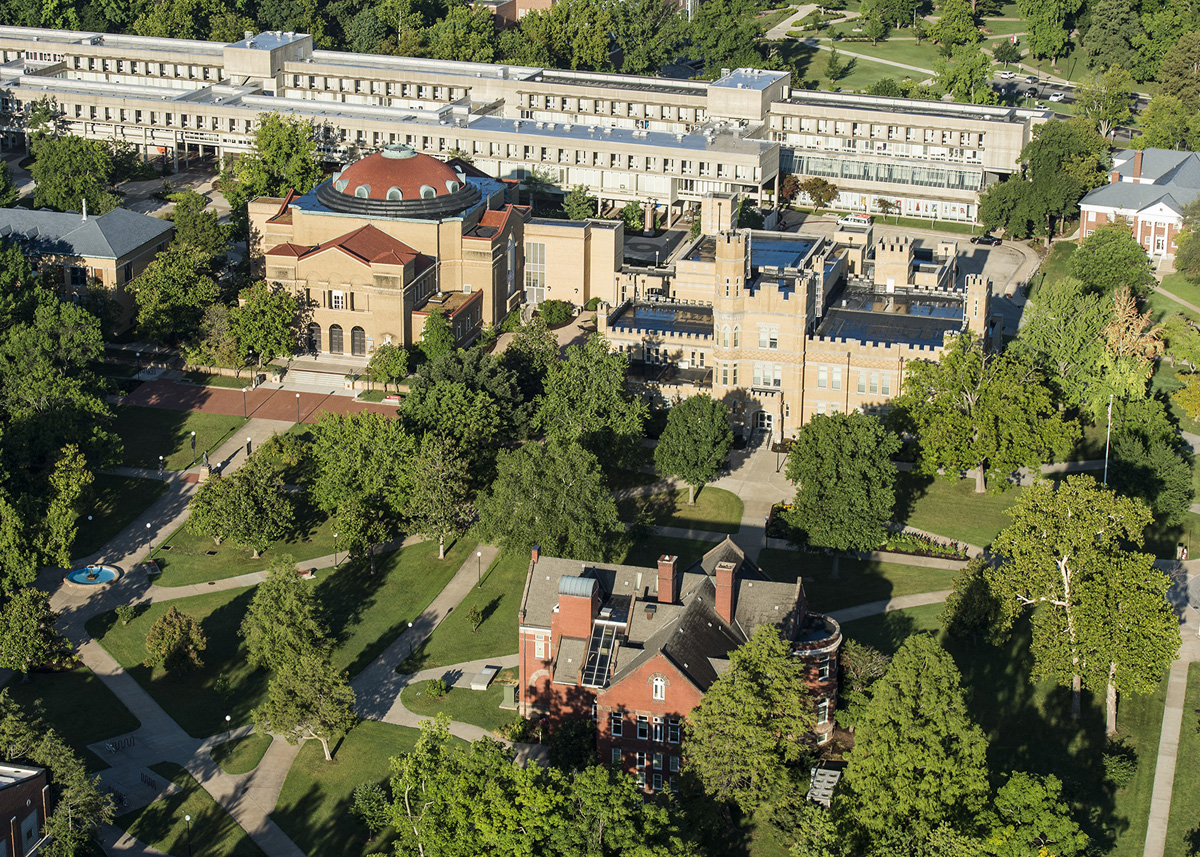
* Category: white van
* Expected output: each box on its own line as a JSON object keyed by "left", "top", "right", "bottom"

{"left": 837, "top": 213, "right": 872, "bottom": 227}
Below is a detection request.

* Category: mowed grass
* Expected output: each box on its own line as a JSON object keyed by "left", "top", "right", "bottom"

{"left": 1160, "top": 273, "right": 1200, "bottom": 311}
{"left": 116, "top": 762, "right": 264, "bottom": 857}
{"left": 272, "top": 721, "right": 448, "bottom": 857}
{"left": 153, "top": 495, "right": 341, "bottom": 587}
{"left": 184, "top": 371, "right": 255, "bottom": 389}
{"left": 86, "top": 539, "right": 471, "bottom": 736}
{"left": 113, "top": 406, "right": 246, "bottom": 470}
{"left": 400, "top": 677, "right": 516, "bottom": 735}
{"left": 616, "top": 534, "right": 723, "bottom": 569}
{"left": 1029, "top": 241, "right": 1076, "bottom": 294}
{"left": 210, "top": 733, "right": 273, "bottom": 775}
{"left": 617, "top": 487, "right": 744, "bottom": 534}
{"left": 72, "top": 474, "right": 167, "bottom": 560}
{"left": 840, "top": 607, "right": 1167, "bottom": 857}
{"left": 1164, "top": 663, "right": 1200, "bottom": 857}
{"left": 896, "top": 473, "right": 1022, "bottom": 549}
{"left": 2, "top": 666, "right": 141, "bottom": 770}
{"left": 757, "top": 549, "right": 960, "bottom": 611}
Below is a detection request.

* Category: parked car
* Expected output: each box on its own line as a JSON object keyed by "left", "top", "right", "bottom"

{"left": 1024, "top": 88, "right": 1038, "bottom": 98}
{"left": 970, "top": 234, "right": 1002, "bottom": 246}
{"left": 837, "top": 213, "right": 872, "bottom": 228}
{"left": 999, "top": 70, "right": 1015, "bottom": 79}
{"left": 1049, "top": 91, "right": 1066, "bottom": 102}
{"left": 1025, "top": 75, "right": 1038, "bottom": 84}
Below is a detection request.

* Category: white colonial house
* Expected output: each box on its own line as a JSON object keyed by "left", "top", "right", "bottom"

{"left": 1079, "top": 148, "right": 1200, "bottom": 257}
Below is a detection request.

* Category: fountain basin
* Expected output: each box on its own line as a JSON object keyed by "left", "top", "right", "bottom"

{"left": 64, "top": 565, "right": 121, "bottom": 588}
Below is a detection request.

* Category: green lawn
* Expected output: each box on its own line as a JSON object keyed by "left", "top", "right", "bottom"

{"left": 87, "top": 539, "right": 473, "bottom": 736}
{"left": 980, "top": 18, "right": 1026, "bottom": 35}
{"left": 1029, "top": 242, "right": 1076, "bottom": 295}
{"left": 72, "top": 474, "right": 167, "bottom": 560}
{"left": 758, "top": 549, "right": 959, "bottom": 611}
{"left": 777, "top": 39, "right": 930, "bottom": 92}
{"left": 819, "top": 36, "right": 940, "bottom": 72}
{"left": 152, "top": 494, "right": 341, "bottom": 587}
{"left": 897, "top": 473, "right": 1022, "bottom": 548}
{"left": 1160, "top": 273, "right": 1200, "bottom": 311}
{"left": 183, "top": 371, "right": 254, "bottom": 389}
{"left": 1164, "top": 663, "right": 1200, "bottom": 857}
{"left": 616, "top": 534, "right": 723, "bottom": 569}
{"left": 210, "top": 733, "right": 273, "bottom": 775}
{"left": 272, "top": 721, "right": 441, "bottom": 857}
{"left": 400, "top": 675, "right": 516, "bottom": 735}
{"left": 357, "top": 389, "right": 388, "bottom": 402}
{"left": 116, "top": 762, "right": 264, "bottom": 857}
{"left": 1148, "top": 289, "right": 1200, "bottom": 323}
{"left": 1153, "top": 361, "right": 1200, "bottom": 436}
{"left": 840, "top": 606, "right": 1166, "bottom": 857}
{"left": 617, "top": 487, "right": 744, "bottom": 534}
{"left": 113, "top": 406, "right": 247, "bottom": 470}
{"left": 2, "top": 666, "right": 141, "bottom": 770}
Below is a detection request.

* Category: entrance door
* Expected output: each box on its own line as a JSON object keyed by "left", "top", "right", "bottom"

{"left": 329, "top": 324, "right": 344, "bottom": 354}
{"left": 754, "top": 411, "right": 773, "bottom": 432}
{"left": 307, "top": 322, "right": 321, "bottom": 353}
{"left": 1155, "top": 235, "right": 1166, "bottom": 253}
{"left": 351, "top": 326, "right": 366, "bottom": 356}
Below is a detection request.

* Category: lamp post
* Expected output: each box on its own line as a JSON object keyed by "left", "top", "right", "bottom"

{"left": 225, "top": 714, "right": 231, "bottom": 729}
{"left": 146, "top": 522, "right": 153, "bottom": 557}
{"left": 183, "top": 814, "right": 192, "bottom": 857}
{"left": 245, "top": 436, "right": 252, "bottom": 458}
{"left": 158, "top": 455, "right": 164, "bottom": 480}
{"left": 241, "top": 386, "right": 248, "bottom": 419}
{"left": 333, "top": 532, "right": 338, "bottom": 567}
{"left": 135, "top": 351, "right": 141, "bottom": 379}
{"left": 476, "top": 550, "right": 482, "bottom": 587}
{"left": 295, "top": 392, "right": 301, "bottom": 423}
{"left": 405, "top": 621, "right": 414, "bottom": 661}
{"left": 190, "top": 431, "right": 197, "bottom": 468}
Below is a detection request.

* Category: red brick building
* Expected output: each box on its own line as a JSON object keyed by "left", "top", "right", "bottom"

{"left": 1079, "top": 148, "right": 1200, "bottom": 257}
{"left": 516, "top": 539, "right": 841, "bottom": 790}
{"left": 0, "top": 764, "right": 49, "bottom": 857}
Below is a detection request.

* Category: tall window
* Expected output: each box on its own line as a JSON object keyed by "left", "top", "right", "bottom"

{"left": 652, "top": 677, "right": 665, "bottom": 700}
{"left": 652, "top": 717, "right": 663, "bottom": 742}
{"left": 524, "top": 242, "right": 546, "bottom": 304}
{"left": 721, "top": 326, "right": 729, "bottom": 348}
{"left": 637, "top": 715, "right": 649, "bottom": 740}
{"left": 817, "top": 366, "right": 828, "bottom": 389}
{"left": 610, "top": 711, "right": 623, "bottom": 737}
{"left": 832, "top": 367, "right": 842, "bottom": 390}
{"left": 857, "top": 371, "right": 867, "bottom": 394}
{"left": 534, "top": 635, "right": 545, "bottom": 659}
{"left": 881, "top": 372, "right": 892, "bottom": 395}
{"left": 816, "top": 698, "right": 831, "bottom": 726}
{"left": 611, "top": 747, "right": 622, "bottom": 764}
{"left": 732, "top": 325, "right": 740, "bottom": 347}
{"left": 667, "top": 717, "right": 681, "bottom": 743}
{"left": 331, "top": 291, "right": 345, "bottom": 310}
{"left": 870, "top": 372, "right": 879, "bottom": 394}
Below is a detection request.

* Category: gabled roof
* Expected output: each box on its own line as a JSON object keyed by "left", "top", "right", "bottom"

{"left": 265, "top": 225, "right": 428, "bottom": 268}
{"left": 0, "top": 206, "right": 173, "bottom": 260}
{"left": 1083, "top": 148, "right": 1200, "bottom": 216}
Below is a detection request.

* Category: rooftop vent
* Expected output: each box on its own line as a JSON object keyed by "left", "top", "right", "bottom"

{"left": 645, "top": 603, "right": 656, "bottom": 620}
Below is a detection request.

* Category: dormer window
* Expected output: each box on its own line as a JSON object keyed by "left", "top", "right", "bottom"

{"left": 445, "top": 180, "right": 461, "bottom": 193}
{"left": 420, "top": 185, "right": 437, "bottom": 199}
{"left": 386, "top": 186, "right": 402, "bottom": 200}
{"left": 354, "top": 185, "right": 370, "bottom": 198}
{"left": 334, "top": 179, "right": 347, "bottom": 192}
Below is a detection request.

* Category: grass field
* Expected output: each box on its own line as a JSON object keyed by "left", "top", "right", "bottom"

{"left": 116, "top": 762, "right": 264, "bottom": 857}
{"left": 617, "top": 534, "right": 723, "bottom": 569}
{"left": 183, "top": 371, "right": 254, "bottom": 389}
{"left": 758, "top": 550, "right": 960, "bottom": 611}
{"left": 1029, "top": 242, "right": 1076, "bottom": 294}
{"left": 113, "top": 406, "right": 246, "bottom": 471}
{"left": 897, "top": 474, "right": 1022, "bottom": 548}
{"left": 152, "top": 494, "right": 341, "bottom": 587}
{"left": 72, "top": 475, "right": 167, "bottom": 560}
{"left": 819, "top": 37, "right": 939, "bottom": 72}
{"left": 1149, "top": 289, "right": 1200, "bottom": 323}
{"left": 617, "top": 487, "right": 744, "bottom": 534}
{"left": 840, "top": 606, "right": 1166, "bottom": 857}
{"left": 1160, "top": 273, "right": 1200, "bottom": 310}
{"left": 272, "top": 721, "right": 442, "bottom": 857}
{"left": 210, "top": 733, "right": 273, "bottom": 775}
{"left": 400, "top": 677, "right": 515, "bottom": 735}
{"left": 1164, "top": 663, "right": 1200, "bottom": 857}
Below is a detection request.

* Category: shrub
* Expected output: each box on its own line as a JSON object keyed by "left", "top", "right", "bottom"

{"left": 539, "top": 299, "right": 573, "bottom": 326}
{"left": 1103, "top": 743, "right": 1138, "bottom": 790}
{"left": 584, "top": 296, "right": 601, "bottom": 311}
{"left": 143, "top": 606, "right": 206, "bottom": 673}
{"left": 115, "top": 604, "right": 137, "bottom": 626}
{"left": 498, "top": 309, "right": 522, "bottom": 333}
{"left": 351, "top": 782, "right": 390, "bottom": 836}
{"left": 425, "top": 677, "right": 449, "bottom": 699}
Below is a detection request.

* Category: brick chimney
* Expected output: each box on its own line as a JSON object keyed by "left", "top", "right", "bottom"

{"left": 715, "top": 560, "right": 737, "bottom": 624}
{"left": 555, "top": 576, "right": 599, "bottom": 639}
{"left": 1110, "top": 169, "right": 1120, "bottom": 184}
{"left": 1134, "top": 149, "right": 1143, "bottom": 180}
{"left": 531, "top": 544, "right": 540, "bottom": 564}
{"left": 657, "top": 555, "right": 678, "bottom": 604}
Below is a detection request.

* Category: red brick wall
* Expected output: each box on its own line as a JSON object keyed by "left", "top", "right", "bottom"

{"left": 0, "top": 773, "right": 48, "bottom": 857}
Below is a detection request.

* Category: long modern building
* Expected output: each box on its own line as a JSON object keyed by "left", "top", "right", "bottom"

{"left": 0, "top": 25, "right": 1049, "bottom": 222}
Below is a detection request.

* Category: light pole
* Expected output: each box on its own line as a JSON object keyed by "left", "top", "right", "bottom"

{"left": 146, "top": 522, "right": 153, "bottom": 557}
{"left": 190, "top": 431, "right": 197, "bottom": 468}
{"left": 333, "top": 532, "right": 338, "bottom": 567}
{"left": 183, "top": 814, "right": 192, "bottom": 857}
{"left": 158, "top": 455, "right": 164, "bottom": 480}
{"left": 241, "top": 386, "right": 248, "bottom": 419}
{"left": 405, "top": 621, "right": 414, "bottom": 661}
{"left": 135, "top": 351, "right": 141, "bottom": 379}
{"left": 245, "top": 436, "right": 252, "bottom": 458}
{"left": 477, "top": 550, "right": 482, "bottom": 587}
{"left": 295, "top": 392, "right": 301, "bottom": 423}
{"left": 1103, "top": 393, "right": 1114, "bottom": 486}
{"left": 225, "top": 714, "right": 231, "bottom": 730}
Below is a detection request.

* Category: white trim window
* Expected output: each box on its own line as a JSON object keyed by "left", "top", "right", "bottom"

{"left": 331, "top": 290, "right": 345, "bottom": 310}
{"left": 652, "top": 676, "right": 665, "bottom": 700}
{"left": 816, "top": 698, "right": 831, "bottom": 726}
{"left": 610, "top": 711, "right": 623, "bottom": 737}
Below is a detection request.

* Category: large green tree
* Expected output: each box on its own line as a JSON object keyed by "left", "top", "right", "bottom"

{"left": 981, "top": 772, "right": 1088, "bottom": 857}
{"left": 143, "top": 606, "right": 207, "bottom": 673}
{"left": 185, "top": 454, "right": 294, "bottom": 558}
{"left": 612, "top": 0, "right": 689, "bottom": 75}
{"left": 30, "top": 134, "right": 118, "bottom": 215}
{"left": 1010, "top": 277, "right": 1108, "bottom": 411}
{"left": 132, "top": 246, "right": 221, "bottom": 344}
{"left": 1017, "top": 0, "right": 1082, "bottom": 63}
{"left": 891, "top": 335, "right": 1077, "bottom": 493}
{"left": 989, "top": 476, "right": 1179, "bottom": 729}
{"left": 407, "top": 433, "right": 474, "bottom": 559}
{"left": 929, "top": 0, "right": 980, "bottom": 45}
{"left": 231, "top": 281, "right": 299, "bottom": 368}
{"left": 1076, "top": 65, "right": 1135, "bottom": 137}
{"left": 367, "top": 343, "right": 409, "bottom": 392}
{"left": 169, "top": 188, "right": 227, "bottom": 268}
{"left": 654, "top": 395, "right": 733, "bottom": 505}
{"left": 253, "top": 650, "right": 356, "bottom": 761}
{"left": 1080, "top": 0, "right": 1142, "bottom": 71}
{"left": 839, "top": 635, "right": 990, "bottom": 844}
{"left": 0, "top": 588, "right": 67, "bottom": 677}
{"left": 1159, "top": 31, "right": 1200, "bottom": 108}
{"left": 1068, "top": 223, "right": 1155, "bottom": 296}
{"left": 1133, "top": 94, "right": 1200, "bottom": 149}
{"left": 419, "top": 307, "right": 455, "bottom": 362}
{"left": 783, "top": 412, "right": 900, "bottom": 553}
{"left": 241, "top": 555, "right": 329, "bottom": 673}
{"left": 684, "top": 625, "right": 814, "bottom": 814}
{"left": 218, "top": 112, "right": 323, "bottom": 233}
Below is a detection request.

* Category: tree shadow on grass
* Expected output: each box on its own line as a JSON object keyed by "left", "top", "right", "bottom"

{"left": 479, "top": 596, "right": 502, "bottom": 625}
{"left": 317, "top": 553, "right": 391, "bottom": 668}
{"left": 892, "top": 470, "right": 933, "bottom": 528}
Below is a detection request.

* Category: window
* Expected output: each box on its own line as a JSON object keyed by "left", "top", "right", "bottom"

{"left": 652, "top": 773, "right": 663, "bottom": 791}
{"left": 817, "top": 653, "right": 832, "bottom": 680}
{"left": 534, "top": 636, "right": 545, "bottom": 659}
{"left": 732, "top": 364, "right": 738, "bottom": 385}
{"left": 637, "top": 771, "right": 646, "bottom": 788}
{"left": 817, "top": 366, "right": 828, "bottom": 389}
{"left": 721, "top": 326, "right": 729, "bottom": 348}
{"left": 635, "top": 751, "right": 648, "bottom": 768}
{"left": 652, "top": 677, "right": 665, "bottom": 700}
{"left": 721, "top": 364, "right": 729, "bottom": 386}
{"left": 524, "top": 242, "right": 546, "bottom": 304}
{"left": 386, "top": 186, "right": 402, "bottom": 200}
{"left": 611, "top": 747, "right": 622, "bottom": 764}
{"left": 857, "top": 370, "right": 867, "bottom": 394}
{"left": 881, "top": 373, "right": 891, "bottom": 395}
{"left": 870, "top": 372, "right": 879, "bottom": 394}
{"left": 758, "top": 326, "right": 778, "bottom": 349}
{"left": 610, "top": 712, "right": 623, "bottom": 737}
{"left": 732, "top": 325, "right": 740, "bottom": 347}
{"left": 669, "top": 755, "right": 680, "bottom": 772}
{"left": 817, "top": 698, "right": 831, "bottom": 726}
{"left": 667, "top": 717, "right": 681, "bottom": 743}
{"left": 420, "top": 185, "right": 437, "bottom": 199}
{"left": 331, "top": 291, "right": 345, "bottom": 310}
{"left": 832, "top": 367, "right": 842, "bottom": 390}
{"left": 653, "top": 717, "right": 664, "bottom": 742}
{"left": 122, "top": 261, "right": 133, "bottom": 283}
{"left": 637, "top": 715, "right": 649, "bottom": 740}
{"left": 70, "top": 266, "right": 87, "bottom": 287}
{"left": 653, "top": 752, "right": 663, "bottom": 770}
{"left": 354, "top": 185, "right": 370, "bottom": 198}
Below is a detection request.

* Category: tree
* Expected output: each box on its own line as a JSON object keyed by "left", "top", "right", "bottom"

{"left": 0, "top": 589, "right": 66, "bottom": 677}
{"left": 1017, "top": 0, "right": 1080, "bottom": 63}
{"left": 424, "top": 4, "right": 495, "bottom": 62}
{"left": 241, "top": 556, "right": 329, "bottom": 673}
{"left": 783, "top": 412, "right": 900, "bottom": 553}
{"left": 1009, "top": 277, "right": 1108, "bottom": 411}
{"left": 41, "top": 444, "right": 92, "bottom": 569}
{"left": 874, "top": 198, "right": 900, "bottom": 222}
{"left": 185, "top": 456, "right": 294, "bottom": 557}
{"left": 477, "top": 440, "right": 624, "bottom": 561}
{"left": 1133, "top": 95, "right": 1200, "bottom": 150}
{"left": 1164, "top": 312, "right": 1200, "bottom": 372}
{"left": 684, "top": 626, "right": 814, "bottom": 814}
{"left": 1174, "top": 372, "right": 1200, "bottom": 420}
{"left": 779, "top": 174, "right": 801, "bottom": 207}
{"left": 218, "top": 112, "right": 323, "bottom": 233}
{"left": 503, "top": 315, "right": 560, "bottom": 403}
{"left": 1101, "top": 286, "right": 1163, "bottom": 400}
{"left": 1069, "top": 223, "right": 1154, "bottom": 296}
{"left": 143, "top": 606, "right": 207, "bottom": 673}
{"left": 891, "top": 335, "right": 1076, "bottom": 493}
{"left": 1080, "top": 0, "right": 1142, "bottom": 71}
{"left": 1018, "top": 119, "right": 1111, "bottom": 240}
{"left": 619, "top": 200, "right": 645, "bottom": 232}
{"left": 367, "top": 343, "right": 409, "bottom": 391}
{"left": 30, "top": 134, "right": 118, "bottom": 215}
{"left": 419, "top": 307, "right": 454, "bottom": 362}
{"left": 989, "top": 476, "right": 1179, "bottom": 729}
{"left": 832, "top": 639, "right": 890, "bottom": 733}
{"left": 940, "top": 557, "right": 1007, "bottom": 643}
{"left": 689, "top": 0, "right": 767, "bottom": 76}
{"left": 186, "top": 304, "right": 248, "bottom": 375}
{"left": 1159, "top": 31, "right": 1200, "bottom": 108}
{"left": 654, "top": 395, "right": 733, "bottom": 504}
{"left": 929, "top": 0, "right": 980, "bottom": 45}
{"left": 170, "top": 188, "right": 227, "bottom": 268}
{"left": 825, "top": 47, "right": 845, "bottom": 80}
{"left": 1076, "top": 65, "right": 1135, "bottom": 137}
{"left": 979, "top": 177, "right": 1039, "bottom": 239}
{"left": 401, "top": 380, "right": 501, "bottom": 481}
{"left": 408, "top": 347, "right": 534, "bottom": 440}
{"left": 231, "top": 281, "right": 298, "bottom": 367}
{"left": 982, "top": 772, "right": 1088, "bottom": 857}
{"left": 797, "top": 177, "right": 838, "bottom": 211}
{"left": 132, "top": 246, "right": 221, "bottom": 344}
{"left": 1110, "top": 426, "right": 1193, "bottom": 527}
{"left": 612, "top": 0, "right": 689, "bottom": 75}
{"left": 861, "top": 12, "right": 890, "bottom": 45}
{"left": 0, "top": 161, "right": 19, "bottom": 207}
{"left": 523, "top": 166, "right": 561, "bottom": 210}
{"left": 840, "top": 635, "right": 990, "bottom": 844}
{"left": 536, "top": 334, "right": 647, "bottom": 469}
{"left": 993, "top": 39, "right": 1022, "bottom": 65}
{"left": 935, "top": 45, "right": 998, "bottom": 104}
{"left": 253, "top": 651, "right": 356, "bottom": 761}
{"left": 408, "top": 434, "right": 474, "bottom": 559}
{"left": 563, "top": 185, "right": 597, "bottom": 220}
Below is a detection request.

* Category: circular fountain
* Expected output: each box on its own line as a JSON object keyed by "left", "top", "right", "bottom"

{"left": 64, "top": 565, "right": 122, "bottom": 589}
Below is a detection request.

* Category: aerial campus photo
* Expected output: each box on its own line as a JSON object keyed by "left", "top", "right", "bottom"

{"left": 4, "top": 1, "right": 1200, "bottom": 856}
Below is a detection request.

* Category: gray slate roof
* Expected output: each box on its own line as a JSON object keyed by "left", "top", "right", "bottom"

{"left": 1081, "top": 148, "right": 1200, "bottom": 216}
{"left": 0, "top": 206, "right": 173, "bottom": 260}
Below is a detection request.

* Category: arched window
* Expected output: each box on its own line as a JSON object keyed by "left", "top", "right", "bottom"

{"left": 334, "top": 179, "right": 348, "bottom": 192}
{"left": 329, "top": 324, "right": 344, "bottom": 354}
{"left": 733, "top": 325, "right": 741, "bottom": 347}
{"left": 721, "top": 326, "right": 729, "bottom": 348}
{"left": 419, "top": 185, "right": 436, "bottom": 199}
{"left": 354, "top": 185, "right": 371, "bottom": 198}
{"left": 351, "top": 326, "right": 366, "bottom": 356}
{"left": 386, "top": 186, "right": 403, "bottom": 200}
{"left": 307, "top": 322, "right": 321, "bottom": 353}
{"left": 652, "top": 676, "right": 665, "bottom": 700}
{"left": 445, "top": 180, "right": 460, "bottom": 193}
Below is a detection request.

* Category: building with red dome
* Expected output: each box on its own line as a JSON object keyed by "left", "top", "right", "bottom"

{"left": 249, "top": 143, "right": 622, "bottom": 359}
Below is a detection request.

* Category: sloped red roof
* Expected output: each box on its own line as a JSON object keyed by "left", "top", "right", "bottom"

{"left": 267, "top": 242, "right": 309, "bottom": 257}
{"left": 266, "top": 225, "right": 426, "bottom": 267}
{"left": 267, "top": 189, "right": 300, "bottom": 223}
{"left": 332, "top": 145, "right": 463, "bottom": 202}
